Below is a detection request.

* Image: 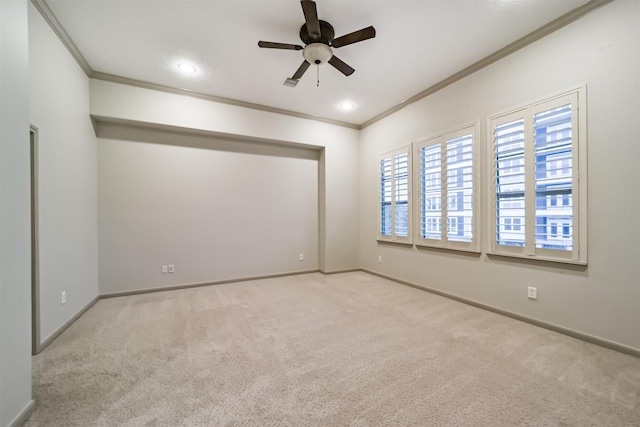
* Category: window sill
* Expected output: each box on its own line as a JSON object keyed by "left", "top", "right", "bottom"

{"left": 415, "top": 244, "right": 481, "bottom": 256}
{"left": 376, "top": 239, "right": 413, "bottom": 248}
{"left": 486, "top": 252, "right": 587, "bottom": 269}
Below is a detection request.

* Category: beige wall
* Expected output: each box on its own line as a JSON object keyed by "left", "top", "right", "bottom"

{"left": 359, "top": 0, "right": 640, "bottom": 351}
{"left": 97, "top": 123, "right": 320, "bottom": 294}
{"left": 1, "top": 0, "right": 33, "bottom": 425}
{"left": 29, "top": 3, "right": 99, "bottom": 344}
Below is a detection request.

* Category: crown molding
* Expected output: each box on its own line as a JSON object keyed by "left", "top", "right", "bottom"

{"left": 30, "top": 0, "right": 93, "bottom": 76}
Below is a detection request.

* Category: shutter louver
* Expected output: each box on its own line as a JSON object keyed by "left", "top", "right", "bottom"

{"left": 415, "top": 123, "right": 477, "bottom": 251}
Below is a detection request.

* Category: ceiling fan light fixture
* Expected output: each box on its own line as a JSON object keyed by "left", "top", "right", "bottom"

{"left": 303, "top": 43, "right": 332, "bottom": 65}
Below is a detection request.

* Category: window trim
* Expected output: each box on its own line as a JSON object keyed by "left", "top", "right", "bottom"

{"left": 487, "top": 86, "right": 587, "bottom": 265}
{"left": 413, "top": 122, "right": 480, "bottom": 252}
{"left": 377, "top": 145, "right": 412, "bottom": 244}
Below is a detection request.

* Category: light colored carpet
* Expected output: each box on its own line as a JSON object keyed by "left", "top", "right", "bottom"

{"left": 25, "top": 271, "right": 640, "bottom": 426}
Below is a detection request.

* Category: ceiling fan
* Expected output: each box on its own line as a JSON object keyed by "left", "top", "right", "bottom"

{"left": 258, "top": 0, "right": 376, "bottom": 86}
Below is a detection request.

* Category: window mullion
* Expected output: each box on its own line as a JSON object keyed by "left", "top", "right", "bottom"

{"left": 570, "top": 95, "right": 581, "bottom": 261}
{"left": 524, "top": 109, "right": 536, "bottom": 256}
{"left": 441, "top": 140, "right": 448, "bottom": 242}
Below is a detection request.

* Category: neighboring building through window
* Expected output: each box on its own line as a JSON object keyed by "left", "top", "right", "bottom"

{"left": 414, "top": 123, "right": 478, "bottom": 251}
{"left": 378, "top": 145, "right": 411, "bottom": 243}
{"left": 489, "top": 87, "right": 587, "bottom": 264}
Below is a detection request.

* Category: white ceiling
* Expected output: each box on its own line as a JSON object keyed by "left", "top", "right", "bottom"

{"left": 44, "top": 0, "right": 591, "bottom": 127}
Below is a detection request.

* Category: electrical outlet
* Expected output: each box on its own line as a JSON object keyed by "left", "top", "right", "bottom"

{"left": 378, "top": 255, "right": 382, "bottom": 263}
{"left": 61, "top": 291, "right": 66, "bottom": 305}
{"left": 299, "top": 253, "right": 304, "bottom": 261}
{"left": 168, "top": 265, "right": 175, "bottom": 273}
{"left": 162, "top": 265, "right": 168, "bottom": 274}
{"left": 528, "top": 286, "right": 538, "bottom": 300}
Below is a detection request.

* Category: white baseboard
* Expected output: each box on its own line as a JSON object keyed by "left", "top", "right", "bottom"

{"left": 36, "top": 296, "right": 100, "bottom": 354}
{"left": 8, "top": 399, "right": 35, "bottom": 427}
{"left": 100, "top": 269, "right": 320, "bottom": 298}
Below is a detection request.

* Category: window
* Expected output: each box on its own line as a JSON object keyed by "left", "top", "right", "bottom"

{"left": 447, "top": 217, "right": 458, "bottom": 235}
{"left": 414, "top": 123, "right": 478, "bottom": 251}
{"left": 378, "top": 146, "right": 411, "bottom": 243}
{"left": 513, "top": 218, "right": 522, "bottom": 231}
{"left": 489, "top": 87, "right": 587, "bottom": 264}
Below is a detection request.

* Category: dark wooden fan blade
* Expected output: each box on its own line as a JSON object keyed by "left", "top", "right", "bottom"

{"left": 328, "top": 55, "right": 355, "bottom": 76}
{"left": 301, "top": 0, "right": 321, "bottom": 39}
{"left": 292, "top": 61, "right": 311, "bottom": 80}
{"left": 258, "top": 41, "right": 303, "bottom": 50}
{"left": 331, "top": 26, "right": 376, "bottom": 48}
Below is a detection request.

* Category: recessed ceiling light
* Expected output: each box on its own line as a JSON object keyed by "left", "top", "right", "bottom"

{"left": 340, "top": 101, "right": 355, "bottom": 111}
{"left": 177, "top": 63, "right": 197, "bottom": 74}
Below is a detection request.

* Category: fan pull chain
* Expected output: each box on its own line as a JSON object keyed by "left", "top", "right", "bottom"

{"left": 317, "top": 64, "right": 320, "bottom": 87}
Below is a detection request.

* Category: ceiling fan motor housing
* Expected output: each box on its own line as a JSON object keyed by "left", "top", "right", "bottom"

{"left": 300, "top": 20, "right": 335, "bottom": 45}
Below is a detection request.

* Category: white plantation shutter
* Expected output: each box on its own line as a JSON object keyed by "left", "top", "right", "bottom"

{"left": 378, "top": 146, "right": 412, "bottom": 243}
{"left": 489, "top": 88, "right": 586, "bottom": 264}
{"left": 414, "top": 123, "right": 478, "bottom": 251}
